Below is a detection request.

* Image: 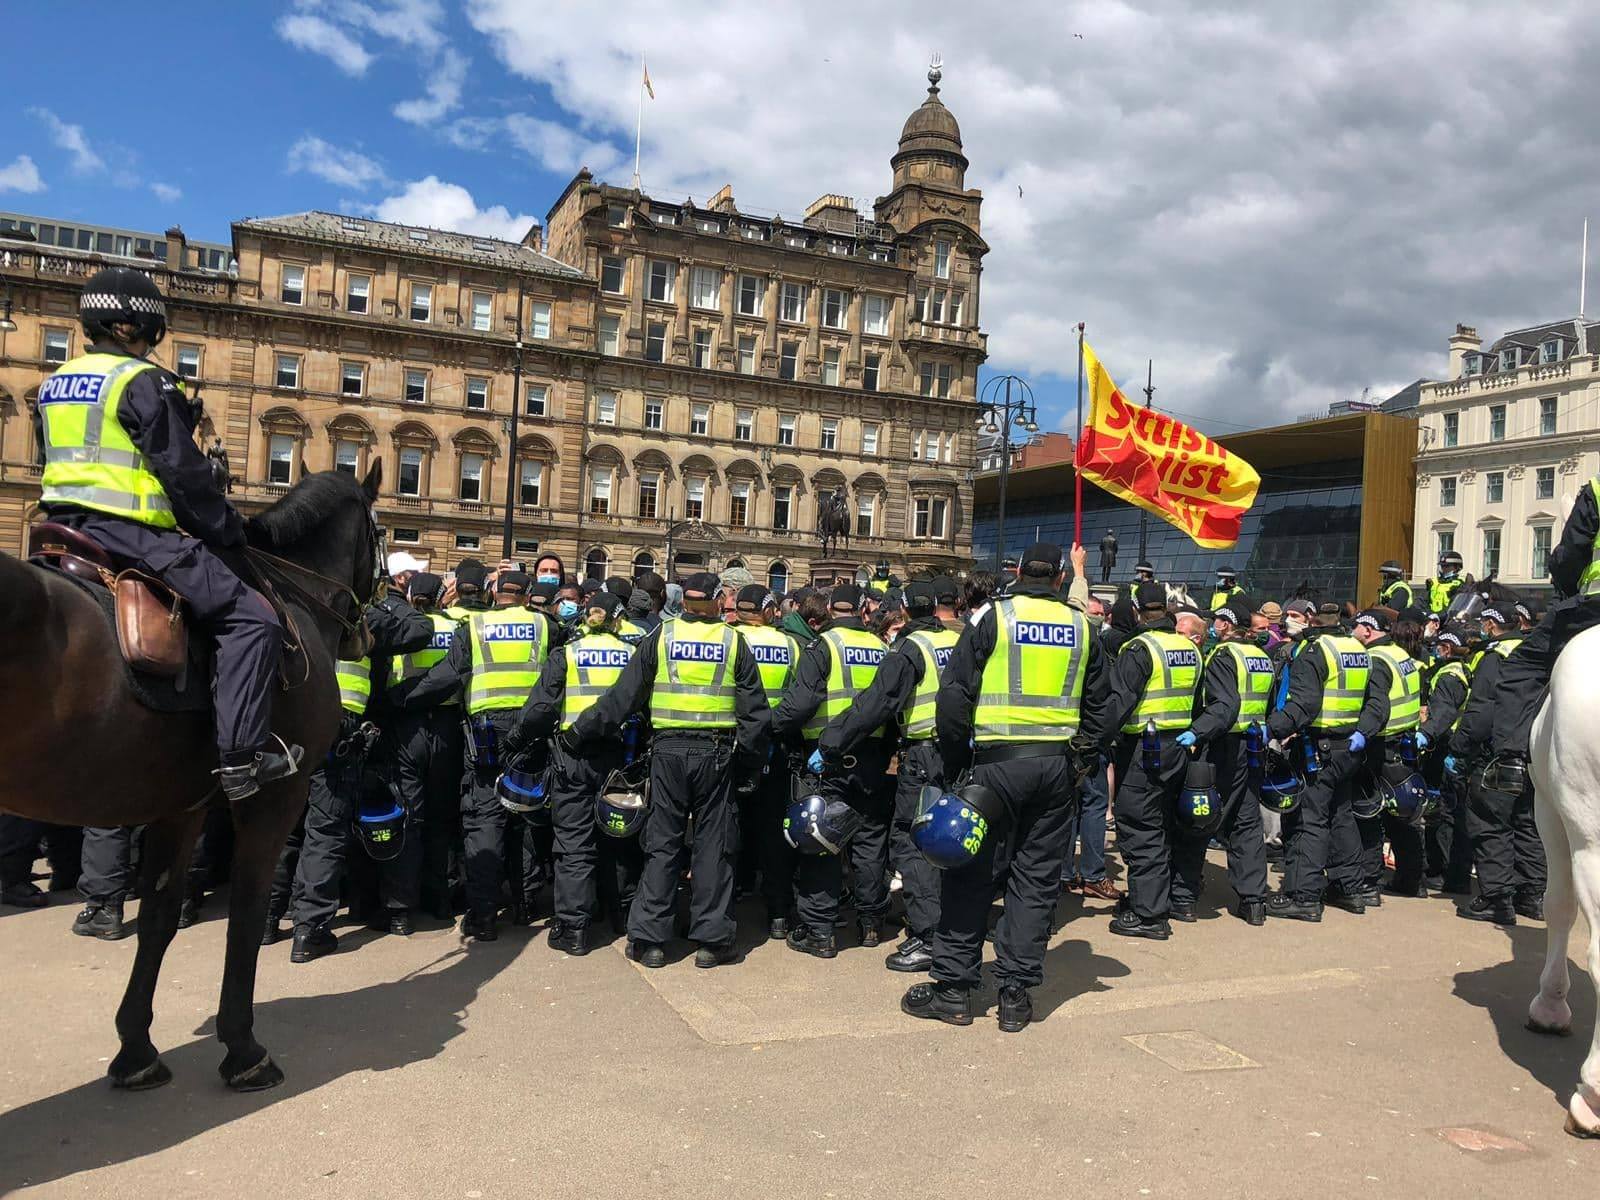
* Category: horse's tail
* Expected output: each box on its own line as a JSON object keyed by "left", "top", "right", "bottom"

{"left": 0, "top": 552, "right": 48, "bottom": 654}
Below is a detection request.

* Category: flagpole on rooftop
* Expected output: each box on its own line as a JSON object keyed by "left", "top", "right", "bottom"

{"left": 1073, "top": 323, "right": 1085, "bottom": 548}
{"left": 633, "top": 57, "right": 646, "bottom": 190}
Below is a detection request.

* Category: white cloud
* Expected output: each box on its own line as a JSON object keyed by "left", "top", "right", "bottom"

{"left": 287, "top": 135, "right": 388, "bottom": 189}
{"left": 150, "top": 182, "right": 182, "bottom": 203}
{"left": 29, "top": 108, "right": 103, "bottom": 174}
{"left": 0, "top": 155, "right": 45, "bottom": 194}
{"left": 277, "top": 12, "right": 374, "bottom": 75}
{"left": 371, "top": 176, "right": 538, "bottom": 242}
{"left": 394, "top": 46, "right": 467, "bottom": 125}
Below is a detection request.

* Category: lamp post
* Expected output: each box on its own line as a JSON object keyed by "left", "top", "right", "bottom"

{"left": 978, "top": 373, "right": 1038, "bottom": 574}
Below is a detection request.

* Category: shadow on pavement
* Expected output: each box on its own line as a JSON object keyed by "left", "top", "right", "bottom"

{"left": 1451, "top": 920, "right": 1596, "bottom": 1104}
{"left": 0, "top": 939, "right": 523, "bottom": 1195}
{"left": 1030, "top": 935, "right": 1132, "bottom": 1020}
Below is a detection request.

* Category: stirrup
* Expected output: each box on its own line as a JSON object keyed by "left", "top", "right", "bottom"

{"left": 1479, "top": 752, "right": 1529, "bottom": 795}
{"left": 216, "top": 735, "right": 305, "bottom": 802}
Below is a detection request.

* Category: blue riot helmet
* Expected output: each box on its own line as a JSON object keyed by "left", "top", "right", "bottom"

{"left": 497, "top": 751, "right": 551, "bottom": 816}
{"left": 596, "top": 760, "right": 650, "bottom": 838}
{"left": 783, "top": 792, "right": 830, "bottom": 853}
{"left": 354, "top": 787, "right": 406, "bottom": 862}
{"left": 810, "top": 799, "right": 867, "bottom": 855}
{"left": 911, "top": 782, "right": 1000, "bottom": 870}
{"left": 1258, "top": 745, "right": 1304, "bottom": 815}
{"left": 1177, "top": 757, "right": 1223, "bottom": 837}
{"left": 1351, "top": 769, "right": 1385, "bottom": 821}
{"left": 1378, "top": 760, "right": 1431, "bottom": 821}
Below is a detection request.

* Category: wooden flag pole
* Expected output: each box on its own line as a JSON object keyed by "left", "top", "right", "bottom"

{"left": 1074, "top": 322, "right": 1085, "bottom": 548}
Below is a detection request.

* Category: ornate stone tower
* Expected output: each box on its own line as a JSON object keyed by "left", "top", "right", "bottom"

{"left": 874, "top": 60, "right": 984, "bottom": 244}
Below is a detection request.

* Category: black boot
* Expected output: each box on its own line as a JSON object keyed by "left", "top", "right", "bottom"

{"left": 629, "top": 941, "right": 666, "bottom": 968}
{"left": 885, "top": 935, "right": 934, "bottom": 973}
{"left": 218, "top": 743, "right": 306, "bottom": 803}
{"left": 72, "top": 901, "right": 130, "bottom": 940}
{"left": 1109, "top": 908, "right": 1171, "bottom": 940}
{"left": 388, "top": 909, "right": 413, "bottom": 936}
{"left": 858, "top": 915, "right": 882, "bottom": 948}
{"left": 1514, "top": 890, "right": 1545, "bottom": 921}
{"left": 176, "top": 895, "right": 201, "bottom": 929}
{"left": 1266, "top": 894, "right": 1323, "bottom": 922}
{"left": 901, "top": 982, "right": 972, "bottom": 1026}
{"left": 694, "top": 942, "right": 738, "bottom": 969}
{"left": 290, "top": 924, "right": 337, "bottom": 962}
{"left": 1, "top": 882, "right": 47, "bottom": 909}
{"left": 262, "top": 914, "right": 284, "bottom": 946}
{"left": 767, "top": 912, "right": 790, "bottom": 941}
{"left": 1236, "top": 899, "right": 1267, "bottom": 926}
{"left": 1169, "top": 901, "right": 1198, "bottom": 923}
{"left": 997, "top": 985, "right": 1033, "bottom": 1033}
{"left": 1324, "top": 888, "right": 1366, "bottom": 915}
{"left": 460, "top": 909, "right": 498, "bottom": 942}
{"left": 548, "top": 921, "right": 591, "bottom": 957}
{"left": 1354, "top": 887, "right": 1382, "bottom": 908}
{"left": 786, "top": 925, "right": 837, "bottom": 960}
{"left": 1458, "top": 894, "right": 1516, "bottom": 925}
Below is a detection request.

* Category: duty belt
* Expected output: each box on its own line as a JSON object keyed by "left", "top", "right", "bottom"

{"left": 974, "top": 740, "right": 1072, "bottom": 765}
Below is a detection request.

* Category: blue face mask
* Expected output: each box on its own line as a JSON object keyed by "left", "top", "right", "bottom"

{"left": 557, "top": 600, "right": 579, "bottom": 620}
{"left": 537, "top": 573, "right": 561, "bottom": 586}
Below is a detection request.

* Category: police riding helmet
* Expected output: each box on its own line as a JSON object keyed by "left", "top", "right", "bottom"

{"left": 1380, "top": 560, "right": 1404, "bottom": 578}
{"left": 354, "top": 788, "right": 407, "bottom": 862}
{"left": 1177, "top": 758, "right": 1224, "bottom": 838}
{"left": 1258, "top": 745, "right": 1305, "bottom": 814}
{"left": 1437, "top": 550, "right": 1464, "bottom": 576}
{"left": 80, "top": 267, "right": 168, "bottom": 347}
{"left": 596, "top": 762, "right": 649, "bottom": 838}
{"left": 911, "top": 781, "right": 1000, "bottom": 869}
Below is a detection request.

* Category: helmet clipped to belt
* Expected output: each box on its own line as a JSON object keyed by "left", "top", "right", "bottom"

{"left": 1351, "top": 768, "right": 1385, "bottom": 821}
{"left": 910, "top": 780, "right": 1001, "bottom": 870}
{"left": 1177, "top": 756, "right": 1223, "bottom": 838}
{"left": 354, "top": 787, "right": 406, "bottom": 862}
{"left": 497, "top": 747, "right": 551, "bottom": 816}
{"left": 782, "top": 788, "right": 866, "bottom": 855}
{"left": 1378, "top": 759, "right": 1433, "bottom": 822}
{"left": 1258, "top": 744, "right": 1305, "bottom": 815}
{"left": 596, "top": 759, "right": 650, "bottom": 838}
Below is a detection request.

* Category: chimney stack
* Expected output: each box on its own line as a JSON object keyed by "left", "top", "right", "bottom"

{"left": 164, "top": 225, "right": 187, "bottom": 271}
{"left": 1447, "top": 323, "right": 1480, "bottom": 379}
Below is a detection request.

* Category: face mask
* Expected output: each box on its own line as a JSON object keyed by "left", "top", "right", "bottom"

{"left": 537, "top": 573, "right": 561, "bottom": 585}
{"left": 1251, "top": 629, "right": 1272, "bottom": 648}
{"left": 557, "top": 600, "right": 578, "bottom": 620}
{"left": 1286, "top": 615, "right": 1307, "bottom": 637}
{"left": 1087, "top": 613, "right": 1105, "bottom": 630}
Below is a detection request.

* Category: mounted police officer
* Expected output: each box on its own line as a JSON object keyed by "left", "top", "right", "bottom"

{"left": 38, "top": 268, "right": 297, "bottom": 800}
{"left": 1208, "top": 568, "right": 1244, "bottom": 614}
{"left": 1377, "top": 561, "right": 1414, "bottom": 611}
{"left": 568, "top": 573, "right": 769, "bottom": 969}
{"left": 901, "top": 542, "right": 1106, "bottom": 1032}
{"left": 1350, "top": 609, "right": 1424, "bottom": 898}
{"left": 1425, "top": 550, "right": 1467, "bottom": 616}
{"left": 1419, "top": 622, "right": 1474, "bottom": 894}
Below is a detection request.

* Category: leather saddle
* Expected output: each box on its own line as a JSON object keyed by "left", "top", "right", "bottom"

{"left": 28, "top": 522, "right": 188, "bottom": 678}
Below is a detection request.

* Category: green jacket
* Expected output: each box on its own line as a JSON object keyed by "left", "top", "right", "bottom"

{"left": 780, "top": 611, "right": 819, "bottom": 646}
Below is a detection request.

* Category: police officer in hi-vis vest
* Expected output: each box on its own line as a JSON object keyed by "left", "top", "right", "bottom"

{"left": 1349, "top": 609, "right": 1425, "bottom": 898}
{"left": 729, "top": 585, "right": 801, "bottom": 940}
{"left": 1418, "top": 623, "right": 1474, "bottom": 894}
{"left": 505, "top": 591, "right": 639, "bottom": 956}
{"left": 400, "top": 569, "right": 552, "bottom": 941}
{"left": 775, "top": 583, "right": 897, "bottom": 960}
{"left": 902, "top": 542, "right": 1106, "bottom": 1033}
{"left": 37, "top": 268, "right": 295, "bottom": 800}
{"left": 568, "top": 573, "right": 769, "bottom": 969}
{"left": 1173, "top": 595, "right": 1271, "bottom": 925}
{"left": 819, "top": 578, "right": 962, "bottom": 973}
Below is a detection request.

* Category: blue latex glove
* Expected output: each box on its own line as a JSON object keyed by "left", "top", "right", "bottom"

{"left": 1415, "top": 730, "right": 1430, "bottom": 750}
{"left": 1175, "top": 730, "right": 1197, "bottom": 749}
{"left": 1347, "top": 732, "right": 1366, "bottom": 754}
{"left": 806, "top": 748, "right": 825, "bottom": 775}
{"left": 1444, "top": 754, "right": 1460, "bottom": 775}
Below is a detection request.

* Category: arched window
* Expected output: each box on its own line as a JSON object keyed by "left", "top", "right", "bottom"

{"left": 259, "top": 407, "right": 311, "bottom": 488}
{"left": 585, "top": 546, "right": 610, "bottom": 581}
{"left": 768, "top": 560, "right": 789, "bottom": 596}
{"left": 633, "top": 551, "right": 656, "bottom": 580}
{"left": 725, "top": 557, "right": 746, "bottom": 570}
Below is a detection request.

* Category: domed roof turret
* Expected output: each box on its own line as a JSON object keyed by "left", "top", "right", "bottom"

{"left": 897, "top": 63, "right": 966, "bottom": 163}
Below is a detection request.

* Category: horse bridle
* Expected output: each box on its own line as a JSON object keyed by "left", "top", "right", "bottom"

{"left": 245, "top": 507, "right": 384, "bottom": 643}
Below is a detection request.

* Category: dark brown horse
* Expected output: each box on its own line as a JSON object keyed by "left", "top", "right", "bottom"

{"left": 0, "top": 464, "right": 383, "bottom": 1091}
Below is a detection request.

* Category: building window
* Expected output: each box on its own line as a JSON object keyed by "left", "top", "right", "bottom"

{"left": 862, "top": 423, "right": 879, "bottom": 457}
{"left": 737, "top": 274, "right": 764, "bottom": 316}
{"left": 863, "top": 353, "right": 881, "bottom": 392}
{"left": 1536, "top": 466, "right": 1555, "bottom": 500}
{"left": 392, "top": 526, "right": 421, "bottom": 544}
{"left": 934, "top": 240, "right": 951, "bottom": 279}
{"left": 685, "top": 476, "right": 706, "bottom": 521}
{"left": 334, "top": 440, "right": 360, "bottom": 475}
{"left": 921, "top": 289, "right": 947, "bottom": 324}
{"left": 519, "top": 460, "right": 543, "bottom": 507}
{"left": 1489, "top": 404, "right": 1506, "bottom": 441}
{"left": 601, "top": 256, "right": 625, "bottom": 294}
{"left": 1443, "top": 412, "right": 1458, "bottom": 448}
{"left": 589, "top": 467, "right": 613, "bottom": 515}
{"left": 690, "top": 403, "right": 709, "bottom": 436}
{"left": 1499, "top": 348, "right": 1518, "bottom": 372}
{"left": 772, "top": 485, "right": 792, "bottom": 531}
{"left": 43, "top": 329, "right": 70, "bottom": 365}
{"left": 820, "top": 418, "right": 838, "bottom": 451}
{"left": 524, "top": 383, "right": 547, "bottom": 417}
{"left": 176, "top": 345, "right": 201, "bottom": 380}
{"left": 607, "top": 204, "right": 627, "bottom": 228}
{"left": 645, "top": 322, "right": 667, "bottom": 362}
{"left": 465, "top": 376, "right": 488, "bottom": 411}
{"left": 822, "top": 347, "right": 840, "bottom": 386}
{"left": 1540, "top": 396, "right": 1557, "bottom": 436}
{"left": 275, "top": 354, "right": 300, "bottom": 390}
{"left": 729, "top": 480, "right": 750, "bottom": 527}
{"left": 267, "top": 434, "right": 295, "bottom": 485}
{"left": 633, "top": 551, "right": 656, "bottom": 579}
{"left": 644, "top": 400, "right": 663, "bottom": 431}
{"left": 738, "top": 335, "right": 757, "bottom": 374}
{"left": 691, "top": 266, "right": 720, "bottom": 310}
{"left": 919, "top": 361, "right": 952, "bottom": 398}
{"left": 692, "top": 328, "right": 713, "bottom": 369}
{"left": 1438, "top": 475, "right": 1457, "bottom": 507}
{"left": 281, "top": 264, "right": 305, "bottom": 305}
{"left": 1482, "top": 528, "right": 1501, "bottom": 577}
{"left": 1542, "top": 338, "right": 1561, "bottom": 364}
{"left": 778, "top": 413, "right": 796, "bottom": 446}
{"left": 1436, "top": 530, "right": 1454, "bottom": 560}
{"left": 768, "top": 561, "right": 789, "bottom": 594}
{"left": 951, "top": 292, "right": 965, "bottom": 326}
{"left": 471, "top": 290, "right": 493, "bottom": 332}
{"left": 455, "top": 534, "right": 481, "bottom": 552}
{"left": 863, "top": 294, "right": 890, "bottom": 336}
{"left": 647, "top": 259, "right": 676, "bottom": 303}
{"left": 856, "top": 495, "right": 875, "bottom": 537}
{"left": 529, "top": 301, "right": 551, "bottom": 340}
{"left": 596, "top": 390, "right": 617, "bottom": 425}
{"left": 514, "top": 538, "right": 540, "bottom": 556}
{"left": 599, "top": 315, "right": 620, "bottom": 356}
{"left": 404, "top": 368, "right": 428, "bottom": 404}
{"left": 914, "top": 495, "right": 949, "bottom": 540}
{"left": 346, "top": 274, "right": 370, "bottom": 314}
{"left": 398, "top": 447, "right": 424, "bottom": 497}
{"left": 458, "top": 452, "right": 484, "bottom": 501}
{"left": 735, "top": 408, "right": 753, "bottom": 441}
{"left": 1486, "top": 471, "right": 1504, "bottom": 503}
{"left": 823, "top": 289, "right": 848, "bottom": 329}
{"left": 1461, "top": 352, "right": 1479, "bottom": 377}
{"left": 340, "top": 361, "right": 365, "bottom": 397}
{"left": 409, "top": 282, "right": 432, "bottom": 322}
{"left": 780, "top": 282, "right": 807, "bottom": 323}
{"left": 638, "top": 472, "right": 660, "bottom": 519}
{"left": 1533, "top": 525, "right": 1553, "bottom": 577}
{"left": 779, "top": 340, "right": 799, "bottom": 380}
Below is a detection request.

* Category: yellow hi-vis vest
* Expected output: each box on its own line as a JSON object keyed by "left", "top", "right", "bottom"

{"left": 616, "top": 616, "right": 648, "bottom": 645}
{"left": 465, "top": 605, "right": 550, "bottom": 714}
{"left": 1312, "top": 634, "right": 1370, "bottom": 731}
{"left": 561, "top": 631, "right": 632, "bottom": 730}
{"left": 1579, "top": 480, "right": 1600, "bottom": 595}
{"left": 395, "top": 612, "right": 460, "bottom": 705}
{"left": 801, "top": 626, "right": 887, "bottom": 740}
{"left": 1428, "top": 659, "right": 1471, "bottom": 732}
{"left": 1120, "top": 630, "right": 1201, "bottom": 733}
{"left": 337, "top": 658, "right": 372, "bottom": 715}
{"left": 974, "top": 596, "right": 1090, "bottom": 743}
{"left": 900, "top": 627, "right": 961, "bottom": 740}
{"left": 1428, "top": 577, "right": 1463, "bottom": 614}
{"left": 1206, "top": 641, "right": 1274, "bottom": 733}
{"left": 733, "top": 623, "right": 797, "bottom": 706}
{"left": 1209, "top": 584, "right": 1244, "bottom": 611}
{"left": 651, "top": 618, "right": 740, "bottom": 728}
{"left": 38, "top": 352, "right": 177, "bottom": 528}
{"left": 1370, "top": 642, "right": 1422, "bottom": 735}
{"left": 1378, "top": 579, "right": 1414, "bottom": 609}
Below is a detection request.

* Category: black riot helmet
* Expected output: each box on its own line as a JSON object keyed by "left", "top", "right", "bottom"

{"left": 79, "top": 267, "right": 168, "bottom": 348}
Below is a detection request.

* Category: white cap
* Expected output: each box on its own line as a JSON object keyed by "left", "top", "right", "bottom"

{"left": 387, "top": 551, "right": 425, "bottom": 576}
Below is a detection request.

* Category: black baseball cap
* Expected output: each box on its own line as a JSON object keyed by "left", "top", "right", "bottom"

{"left": 1354, "top": 609, "right": 1391, "bottom": 633}
{"left": 1020, "top": 541, "right": 1063, "bottom": 573}
{"left": 903, "top": 580, "right": 936, "bottom": 613}
{"left": 530, "top": 580, "right": 558, "bottom": 605}
{"left": 736, "top": 584, "right": 775, "bottom": 612}
{"left": 455, "top": 562, "right": 487, "bottom": 593}
{"left": 1212, "top": 596, "right": 1250, "bottom": 626}
{"left": 829, "top": 583, "right": 863, "bottom": 611}
{"left": 497, "top": 570, "right": 530, "bottom": 595}
{"left": 683, "top": 572, "right": 722, "bottom": 600}
{"left": 931, "top": 575, "right": 959, "bottom": 605}
{"left": 407, "top": 572, "right": 442, "bottom": 603}
{"left": 1135, "top": 582, "right": 1167, "bottom": 611}
{"left": 589, "top": 591, "right": 626, "bottom": 618}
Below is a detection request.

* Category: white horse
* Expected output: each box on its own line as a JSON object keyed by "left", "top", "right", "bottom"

{"left": 1525, "top": 622, "right": 1600, "bottom": 1138}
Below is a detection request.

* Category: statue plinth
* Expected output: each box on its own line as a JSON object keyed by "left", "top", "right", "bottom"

{"left": 809, "top": 558, "right": 860, "bottom": 587}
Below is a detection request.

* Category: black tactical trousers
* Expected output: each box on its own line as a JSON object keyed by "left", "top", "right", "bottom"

{"left": 1112, "top": 733, "right": 1184, "bottom": 920}
{"left": 1467, "top": 772, "right": 1547, "bottom": 901}
{"left": 461, "top": 710, "right": 521, "bottom": 918}
{"left": 79, "top": 826, "right": 136, "bottom": 905}
{"left": 890, "top": 741, "right": 947, "bottom": 939}
{"left": 270, "top": 804, "right": 308, "bottom": 920}
{"left": 1495, "top": 598, "right": 1600, "bottom": 756}
{"left": 549, "top": 741, "right": 639, "bottom": 930}
{"left": 930, "top": 753, "right": 1078, "bottom": 992}
{"left": 292, "top": 765, "right": 357, "bottom": 931}
{"left": 628, "top": 735, "right": 738, "bottom": 948}
{"left": 389, "top": 707, "right": 464, "bottom": 914}
{"left": 737, "top": 752, "right": 796, "bottom": 919}
{"left": 1338, "top": 745, "right": 1387, "bottom": 894}
{"left": 1171, "top": 736, "right": 1268, "bottom": 907}
{"left": 1423, "top": 758, "right": 1473, "bottom": 890}
{"left": 794, "top": 742, "right": 893, "bottom": 938}
{"left": 0, "top": 816, "right": 80, "bottom": 889}
{"left": 1281, "top": 738, "right": 1362, "bottom": 903}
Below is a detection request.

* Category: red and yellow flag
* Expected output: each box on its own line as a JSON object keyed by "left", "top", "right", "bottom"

{"left": 1073, "top": 340, "right": 1260, "bottom": 549}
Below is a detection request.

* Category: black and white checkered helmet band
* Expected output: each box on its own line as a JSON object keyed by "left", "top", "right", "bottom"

{"left": 80, "top": 292, "right": 166, "bottom": 319}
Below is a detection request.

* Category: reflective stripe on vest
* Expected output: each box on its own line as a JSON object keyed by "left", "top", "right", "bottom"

{"left": 337, "top": 658, "right": 372, "bottom": 715}
{"left": 1370, "top": 642, "right": 1422, "bottom": 735}
{"left": 1429, "top": 659, "right": 1471, "bottom": 732}
{"left": 396, "top": 612, "right": 460, "bottom": 704}
{"left": 1121, "top": 630, "right": 1201, "bottom": 733}
{"left": 1378, "top": 580, "right": 1413, "bottom": 609}
{"left": 1580, "top": 480, "right": 1600, "bottom": 595}
{"left": 802, "top": 626, "right": 887, "bottom": 740}
{"left": 1313, "top": 635, "right": 1370, "bottom": 731}
{"left": 561, "top": 631, "right": 632, "bottom": 729}
{"left": 900, "top": 627, "right": 961, "bottom": 740}
{"left": 651, "top": 619, "right": 740, "bottom": 727}
{"left": 974, "top": 596, "right": 1089, "bottom": 743}
{"left": 465, "top": 606, "right": 550, "bottom": 713}
{"left": 733, "top": 623, "right": 796, "bottom": 706}
{"left": 1428, "top": 577, "right": 1462, "bottom": 614}
{"left": 617, "top": 617, "right": 648, "bottom": 645}
{"left": 1207, "top": 641, "right": 1274, "bottom": 733}
{"left": 1490, "top": 636, "right": 1524, "bottom": 660}
{"left": 1208, "top": 585, "right": 1243, "bottom": 612}
{"left": 39, "top": 353, "right": 177, "bottom": 528}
